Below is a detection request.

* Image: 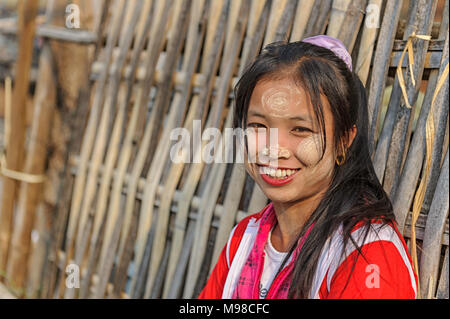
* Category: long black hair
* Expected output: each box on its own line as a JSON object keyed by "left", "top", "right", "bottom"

{"left": 233, "top": 40, "right": 395, "bottom": 298}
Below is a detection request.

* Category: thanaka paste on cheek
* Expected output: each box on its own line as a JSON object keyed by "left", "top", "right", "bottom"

{"left": 295, "top": 133, "right": 323, "bottom": 166}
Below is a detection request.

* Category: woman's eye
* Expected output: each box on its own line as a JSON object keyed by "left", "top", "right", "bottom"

{"left": 247, "top": 123, "right": 266, "bottom": 128}
{"left": 292, "top": 127, "right": 311, "bottom": 133}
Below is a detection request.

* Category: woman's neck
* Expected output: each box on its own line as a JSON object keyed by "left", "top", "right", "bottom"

{"left": 271, "top": 194, "right": 323, "bottom": 252}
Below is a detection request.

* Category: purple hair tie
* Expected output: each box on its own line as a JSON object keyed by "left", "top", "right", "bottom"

{"left": 302, "top": 35, "right": 353, "bottom": 72}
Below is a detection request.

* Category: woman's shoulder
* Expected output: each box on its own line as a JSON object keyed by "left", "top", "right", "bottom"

{"left": 321, "top": 218, "right": 418, "bottom": 298}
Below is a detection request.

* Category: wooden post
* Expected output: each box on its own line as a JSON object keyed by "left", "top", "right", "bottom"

{"left": 5, "top": 43, "right": 56, "bottom": 295}
{"left": 0, "top": 0, "right": 39, "bottom": 278}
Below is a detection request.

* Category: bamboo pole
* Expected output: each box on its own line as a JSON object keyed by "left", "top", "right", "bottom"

{"left": 336, "top": 0, "right": 367, "bottom": 53}
{"left": 355, "top": 0, "right": 383, "bottom": 84}
{"left": 366, "top": 0, "right": 404, "bottom": 156}
{"left": 327, "top": 0, "right": 351, "bottom": 38}
{"left": 420, "top": 150, "right": 448, "bottom": 298}
{"left": 303, "top": 0, "right": 332, "bottom": 37}
{"left": 0, "top": 0, "right": 39, "bottom": 277}
{"left": 383, "top": 0, "right": 437, "bottom": 199}
{"left": 436, "top": 247, "right": 449, "bottom": 298}
{"left": 372, "top": 0, "right": 436, "bottom": 188}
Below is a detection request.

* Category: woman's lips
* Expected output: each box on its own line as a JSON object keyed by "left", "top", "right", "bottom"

{"left": 257, "top": 164, "right": 300, "bottom": 186}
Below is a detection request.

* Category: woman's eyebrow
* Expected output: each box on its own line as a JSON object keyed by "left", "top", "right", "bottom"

{"left": 247, "top": 110, "right": 266, "bottom": 119}
{"left": 247, "top": 109, "right": 313, "bottom": 124}
{"left": 248, "top": 110, "right": 312, "bottom": 122}
{"left": 289, "top": 114, "right": 312, "bottom": 122}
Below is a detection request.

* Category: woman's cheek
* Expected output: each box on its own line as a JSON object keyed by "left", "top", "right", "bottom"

{"left": 295, "top": 134, "right": 323, "bottom": 166}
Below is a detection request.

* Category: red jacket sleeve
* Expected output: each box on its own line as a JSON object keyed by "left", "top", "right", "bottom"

{"left": 324, "top": 240, "right": 417, "bottom": 299}
{"left": 198, "top": 243, "right": 229, "bottom": 299}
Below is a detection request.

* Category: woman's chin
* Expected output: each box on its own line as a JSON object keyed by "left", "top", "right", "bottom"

{"left": 258, "top": 184, "right": 302, "bottom": 204}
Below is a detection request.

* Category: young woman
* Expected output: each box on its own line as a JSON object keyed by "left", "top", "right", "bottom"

{"left": 199, "top": 36, "right": 417, "bottom": 299}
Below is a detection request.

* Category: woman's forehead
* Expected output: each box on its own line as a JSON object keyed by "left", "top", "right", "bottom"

{"left": 248, "top": 78, "right": 332, "bottom": 124}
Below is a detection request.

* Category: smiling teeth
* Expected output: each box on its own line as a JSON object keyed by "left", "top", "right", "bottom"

{"left": 260, "top": 166, "right": 299, "bottom": 178}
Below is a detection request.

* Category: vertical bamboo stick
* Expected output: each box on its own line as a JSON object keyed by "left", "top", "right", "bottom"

{"left": 162, "top": 0, "right": 231, "bottom": 298}
{"left": 378, "top": 0, "right": 436, "bottom": 198}
{"left": 117, "top": 0, "right": 175, "bottom": 296}
{"left": 355, "top": 0, "right": 383, "bottom": 84}
{"left": 420, "top": 150, "right": 448, "bottom": 298}
{"left": 366, "top": 0, "right": 404, "bottom": 156}
{"left": 289, "top": 0, "right": 315, "bottom": 42}
{"left": 55, "top": 0, "right": 126, "bottom": 299}
{"left": 143, "top": 0, "right": 209, "bottom": 298}
{"left": 327, "top": 0, "right": 351, "bottom": 38}
{"left": 183, "top": 1, "right": 250, "bottom": 297}
{"left": 336, "top": 0, "right": 368, "bottom": 53}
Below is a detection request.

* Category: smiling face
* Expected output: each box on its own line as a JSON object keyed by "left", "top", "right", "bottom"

{"left": 244, "top": 77, "right": 337, "bottom": 204}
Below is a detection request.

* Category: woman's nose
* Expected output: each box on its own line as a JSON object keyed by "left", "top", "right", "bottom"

{"left": 261, "top": 144, "right": 291, "bottom": 159}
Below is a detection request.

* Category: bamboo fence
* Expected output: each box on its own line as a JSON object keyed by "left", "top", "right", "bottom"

{"left": 0, "top": 0, "right": 448, "bottom": 299}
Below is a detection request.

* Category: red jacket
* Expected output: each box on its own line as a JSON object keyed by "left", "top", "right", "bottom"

{"left": 199, "top": 208, "right": 417, "bottom": 299}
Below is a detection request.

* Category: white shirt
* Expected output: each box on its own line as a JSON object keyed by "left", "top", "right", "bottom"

{"left": 259, "top": 229, "right": 291, "bottom": 298}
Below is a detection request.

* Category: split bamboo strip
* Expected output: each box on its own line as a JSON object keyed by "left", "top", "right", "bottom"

{"left": 183, "top": 108, "right": 234, "bottom": 298}
{"left": 182, "top": 1, "right": 250, "bottom": 297}
{"left": 409, "top": 52, "right": 449, "bottom": 298}
{"left": 66, "top": 1, "right": 140, "bottom": 299}
{"left": 162, "top": 0, "right": 231, "bottom": 298}
{"left": 327, "top": 0, "right": 351, "bottom": 38}
{"left": 112, "top": 1, "right": 171, "bottom": 283}
{"left": 336, "top": 0, "right": 367, "bottom": 53}
{"left": 372, "top": 0, "right": 435, "bottom": 188}
{"left": 142, "top": 0, "right": 209, "bottom": 299}
{"left": 80, "top": 2, "right": 145, "bottom": 299}
{"left": 271, "top": 0, "right": 297, "bottom": 43}
{"left": 436, "top": 247, "right": 449, "bottom": 299}
{"left": 289, "top": 0, "right": 314, "bottom": 42}
{"left": 263, "top": 0, "right": 290, "bottom": 46}
{"left": 366, "top": 0, "right": 404, "bottom": 156}
{"left": 419, "top": 149, "right": 448, "bottom": 298}
{"left": 55, "top": 0, "right": 126, "bottom": 299}
{"left": 303, "top": 0, "right": 332, "bottom": 37}
{"left": 125, "top": 2, "right": 180, "bottom": 296}
{"left": 93, "top": 1, "right": 158, "bottom": 298}
{"left": 355, "top": 0, "right": 383, "bottom": 84}
{"left": 383, "top": 32, "right": 436, "bottom": 199}
{"left": 238, "top": 0, "right": 267, "bottom": 76}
